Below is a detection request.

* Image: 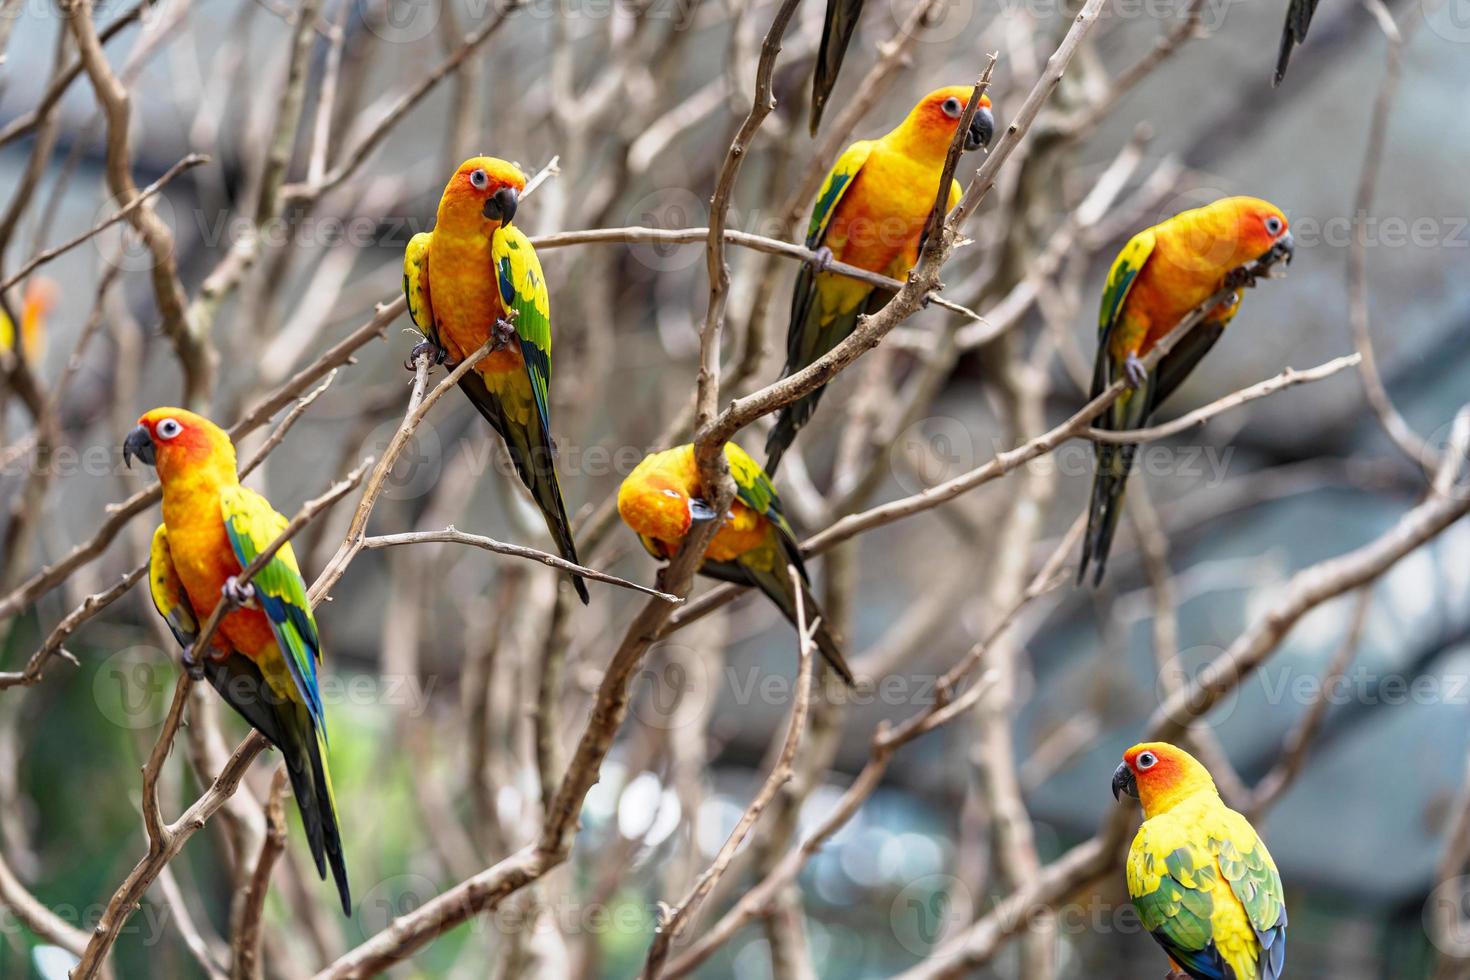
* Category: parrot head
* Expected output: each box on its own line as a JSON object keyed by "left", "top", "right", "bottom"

{"left": 903, "top": 86, "right": 995, "bottom": 157}
{"left": 618, "top": 447, "right": 717, "bottom": 546}
{"left": 1223, "top": 195, "right": 1295, "bottom": 272}
{"left": 1166, "top": 196, "right": 1295, "bottom": 282}
{"left": 124, "top": 407, "right": 237, "bottom": 485}
{"left": 437, "top": 156, "right": 528, "bottom": 233}
{"left": 1111, "top": 742, "right": 1216, "bottom": 817}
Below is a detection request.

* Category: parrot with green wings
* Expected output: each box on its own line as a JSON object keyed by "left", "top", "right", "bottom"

{"left": 404, "top": 156, "right": 588, "bottom": 603}
{"left": 1113, "top": 742, "right": 1287, "bottom": 980}
{"left": 618, "top": 442, "right": 855, "bottom": 686}
{"left": 1080, "top": 196, "right": 1294, "bottom": 585}
{"left": 123, "top": 408, "right": 350, "bottom": 914}
{"left": 767, "top": 86, "right": 993, "bottom": 474}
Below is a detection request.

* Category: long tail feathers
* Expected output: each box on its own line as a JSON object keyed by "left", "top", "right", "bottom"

{"left": 764, "top": 390, "right": 823, "bottom": 477}
{"left": 749, "top": 564, "right": 856, "bottom": 687}
{"left": 205, "top": 660, "right": 351, "bottom": 915}
{"left": 1078, "top": 441, "right": 1137, "bottom": 587}
{"left": 458, "top": 374, "right": 590, "bottom": 604}
{"left": 811, "top": 0, "right": 866, "bottom": 135}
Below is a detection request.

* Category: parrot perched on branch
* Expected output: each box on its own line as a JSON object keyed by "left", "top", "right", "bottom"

{"left": 403, "top": 156, "right": 588, "bottom": 604}
{"left": 618, "top": 442, "right": 855, "bottom": 687}
{"left": 123, "top": 408, "right": 350, "bottom": 915}
{"left": 0, "top": 277, "right": 57, "bottom": 364}
{"left": 1079, "top": 196, "right": 1294, "bottom": 586}
{"left": 766, "top": 86, "right": 994, "bottom": 475}
{"left": 1113, "top": 742, "right": 1287, "bottom": 980}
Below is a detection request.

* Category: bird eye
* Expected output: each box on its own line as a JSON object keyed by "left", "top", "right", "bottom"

{"left": 156, "top": 418, "right": 182, "bottom": 440}
{"left": 662, "top": 489, "right": 681, "bottom": 499}
{"left": 470, "top": 168, "right": 488, "bottom": 190}
{"left": 941, "top": 97, "right": 963, "bottom": 119}
{"left": 1136, "top": 752, "right": 1156, "bottom": 770}
{"left": 1265, "top": 215, "right": 1283, "bottom": 236}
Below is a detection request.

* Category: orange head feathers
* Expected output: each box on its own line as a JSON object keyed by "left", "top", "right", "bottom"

{"left": 435, "top": 156, "right": 528, "bottom": 231}
{"left": 1158, "top": 195, "right": 1295, "bottom": 282}
{"left": 123, "top": 408, "right": 237, "bottom": 486}
{"left": 1112, "top": 742, "right": 1218, "bottom": 818}
{"left": 893, "top": 86, "right": 995, "bottom": 161}
{"left": 617, "top": 446, "right": 702, "bottom": 547}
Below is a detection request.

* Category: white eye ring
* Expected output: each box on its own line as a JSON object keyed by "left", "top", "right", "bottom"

{"left": 1265, "top": 215, "right": 1283, "bottom": 235}
{"left": 156, "top": 418, "right": 182, "bottom": 440}
{"left": 1136, "top": 752, "right": 1157, "bottom": 770}
{"left": 470, "top": 169, "right": 488, "bottom": 190}
{"left": 661, "top": 489, "right": 681, "bottom": 499}
{"left": 941, "top": 97, "right": 963, "bottom": 119}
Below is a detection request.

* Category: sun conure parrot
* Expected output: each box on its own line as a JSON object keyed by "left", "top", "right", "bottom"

{"left": 0, "top": 277, "right": 57, "bottom": 364}
{"left": 1079, "top": 196, "right": 1295, "bottom": 585}
{"left": 766, "top": 86, "right": 994, "bottom": 474}
{"left": 1274, "top": 0, "right": 1319, "bottom": 85}
{"left": 617, "top": 442, "right": 855, "bottom": 686}
{"left": 1113, "top": 742, "right": 1287, "bottom": 980}
{"left": 403, "top": 156, "right": 588, "bottom": 604}
{"left": 123, "top": 408, "right": 350, "bottom": 915}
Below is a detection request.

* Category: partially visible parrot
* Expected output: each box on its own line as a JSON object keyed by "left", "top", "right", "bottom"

{"left": 1112, "top": 742, "right": 1287, "bottom": 980}
{"left": 123, "top": 408, "right": 350, "bottom": 915}
{"left": 810, "top": 0, "right": 864, "bottom": 135}
{"left": 1274, "top": 0, "right": 1319, "bottom": 85}
{"left": 404, "top": 156, "right": 588, "bottom": 604}
{"left": 618, "top": 442, "right": 855, "bottom": 686}
{"left": 767, "top": 86, "right": 994, "bottom": 474}
{"left": 1080, "top": 196, "right": 1295, "bottom": 585}
{"left": 0, "top": 277, "right": 57, "bottom": 364}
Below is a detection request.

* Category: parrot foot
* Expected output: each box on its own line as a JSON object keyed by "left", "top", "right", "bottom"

{"left": 1123, "top": 354, "right": 1148, "bottom": 389}
{"left": 1223, "top": 265, "right": 1258, "bottom": 291}
{"left": 491, "top": 317, "right": 518, "bottom": 352}
{"left": 222, "top": 576, "right": 257, "bottom": 609}
{"left": 806, "top": 245, "right": 834, "bottom": 273}
{"left": 405, "top": 340, "right": 447, "bottom": 370}
{"left": 180, "top": 646, "right": 206, "bottom": 681}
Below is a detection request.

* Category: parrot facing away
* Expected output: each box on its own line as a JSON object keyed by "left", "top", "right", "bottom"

{"left": 767, "top": 86, "right": 994, "bottom": 475}
{"left": 1080, "top": 196, "right": 1295, "bottom": 586}
{"left": 123, "top": 408, "right": 350, "bottom": 915}
{"left": 618, "top": 442, "right": 855, "bottom": 687}
{"left": 404, "top": 156, "right": 588, "bottom": 604}
{"left": 0, "top": 277, "right": 57, "bottom": 364}
{"left": 1274, "top": 0, "right": 1320, "bottom": 85}
{"left": 1113, "top": 742, "right": 1287, "bottom": 980}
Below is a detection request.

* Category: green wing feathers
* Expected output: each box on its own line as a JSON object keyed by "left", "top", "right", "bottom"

{"left": 1080, "top": 229, "right": 1157, "bottom": 586}
{"left": 217, "top": 486, "right": 350, "bottom": 914}
{"left": 488, "top": 224, "right": 589, "bottom": 604}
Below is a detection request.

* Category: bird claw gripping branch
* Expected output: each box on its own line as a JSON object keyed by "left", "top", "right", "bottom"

{"left": 404, "top": 340, "right": 448, "bottom": 370}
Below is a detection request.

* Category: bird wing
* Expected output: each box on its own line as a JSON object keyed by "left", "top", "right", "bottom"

{"left": 403, "top": 231, "right": 437, "bottom": 345}
{"left": 219, "top": 484, "right": 325, "bottom": 734}
{"left": 147, "top": 524, "right": 200, "bottom": 649}
{"left": 492, "top": 221, "right": 554, "bottom": 440}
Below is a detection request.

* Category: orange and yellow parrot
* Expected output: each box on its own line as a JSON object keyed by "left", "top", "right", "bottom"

{"left": 0, "top": 277, "right": 57, "bottom": 363}
{"left": 1113, "top": 742, "right": 1287, "bottom": 980}
{"left": 403, "top": 156, "right": 588, "bottom": 603}
{"left": 767, "top": 86, "right": 994, "bottom": 474}
{"left": 123, "top": 409, "right": 350, "bottom": 914}
{"left": 618, "top": 442, "right": 855, "bottom": 686}
{"left": 1080, "top": 196, "right": 1295, "bottom": 585}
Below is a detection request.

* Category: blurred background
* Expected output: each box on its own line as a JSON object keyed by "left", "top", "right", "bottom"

{"left": 1, "top": 0, "right": 1468, "bottom": 974}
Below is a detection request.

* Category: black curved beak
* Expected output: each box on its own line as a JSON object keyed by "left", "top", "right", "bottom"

{"left": 1111, "top": 762, "right": 1138, "bottom": 802}
{"left": 122, "top": 425, "right": 155, "bottom": 469}
{"left": 965, "top": 106, "right": 995, "bottom": 151}
{"left": 688, "top": 497, "right": 719, "bottom": 525}
{"left": 1271, "top": 230, "right": 1295, "bottom": 266}
{"left": 482, "top": 186, "right": 519, "bottom": 225}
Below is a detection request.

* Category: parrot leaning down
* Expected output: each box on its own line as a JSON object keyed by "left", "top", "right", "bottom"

{"left": 617, "top": 442, "right": 855, "bottom": 687}
{"left": 767, "top": 86, "right": 994, "bottom": 474}
{"left": 1079, "top": 195, "right": 1295, "bottom": 586}
{"left": 0, "top": 276, "right": 57, "bottom": 364}
{"left": 404, "top": 156, "right": 588, "bottom": 604}
{"left": 123, "top": 409, "right": 350, "bottom": 915}
{"left": 1113, "top": 742, "right": 1287, "bottom": 980}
